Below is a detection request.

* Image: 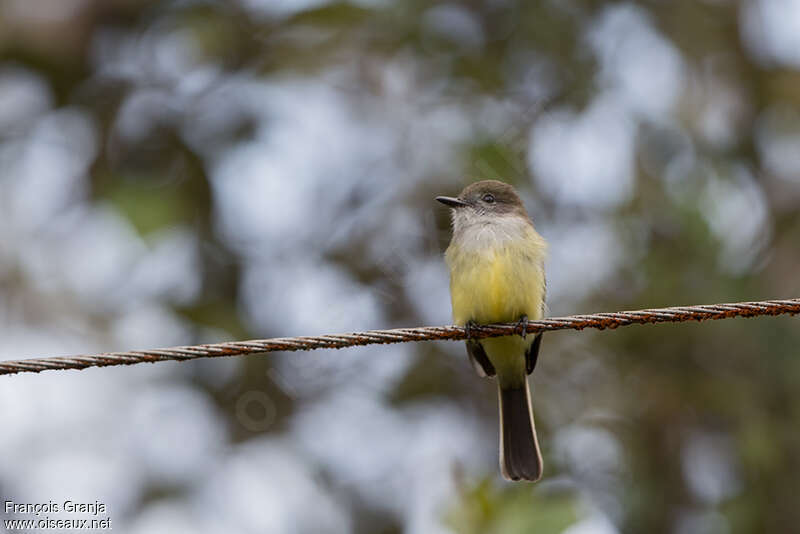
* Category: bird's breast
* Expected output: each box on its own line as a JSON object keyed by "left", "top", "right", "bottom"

{"left": 445, "top": 233, "right": 546, "bottom": 326}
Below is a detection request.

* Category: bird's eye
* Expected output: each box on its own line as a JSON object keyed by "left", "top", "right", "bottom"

{"left": 482, "top": 193, "right": 495, "bottom": 203}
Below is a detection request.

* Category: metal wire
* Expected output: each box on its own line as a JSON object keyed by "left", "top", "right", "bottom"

{"left": 1, "top": 298, "right": 798, "bottom": 377}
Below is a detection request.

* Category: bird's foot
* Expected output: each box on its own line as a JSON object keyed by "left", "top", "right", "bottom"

{"left": 515, "top": 315, "right": 529, "bottom": 338}
{"left": 465, "top": 320, "right": 478, "bottom": 341}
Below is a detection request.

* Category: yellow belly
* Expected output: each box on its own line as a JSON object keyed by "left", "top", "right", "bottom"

{"left": 445, "top": 238, "right": 546, "bottom": 387}
{"left": 447, "top": 244, "right": 545, "bottom": 326}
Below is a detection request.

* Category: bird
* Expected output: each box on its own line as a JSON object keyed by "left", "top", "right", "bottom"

{"left": 436, "top": 180, "right": 547, "bottom": 481}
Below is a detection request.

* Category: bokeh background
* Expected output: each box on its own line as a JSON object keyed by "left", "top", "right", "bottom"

{"left": 1, "top": 0, "right": 800, "bottom": 532}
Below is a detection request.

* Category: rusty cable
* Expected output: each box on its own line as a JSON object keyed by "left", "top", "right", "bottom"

{"left": 1, "top": 298, "right": 798, "bottom": 377}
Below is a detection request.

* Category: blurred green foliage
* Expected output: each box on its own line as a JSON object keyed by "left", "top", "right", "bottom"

{"left": 446, "top": 480, "right": 578, "bottom": 534}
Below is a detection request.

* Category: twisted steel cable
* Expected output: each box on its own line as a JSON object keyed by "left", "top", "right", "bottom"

{"left": 1, "top": 298, "right": 798, "bottom": 377}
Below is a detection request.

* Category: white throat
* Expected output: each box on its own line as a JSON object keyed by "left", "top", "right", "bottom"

{"left": 451, "top": 212, "right": 534, "bottom": 251}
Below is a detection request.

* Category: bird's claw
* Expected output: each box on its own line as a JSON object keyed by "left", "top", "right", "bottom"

{"left": 465, "top": 320, "right": 478, "bottom": 341}
{"left": 516, "top": 315, "right": 529, "bottom": 338}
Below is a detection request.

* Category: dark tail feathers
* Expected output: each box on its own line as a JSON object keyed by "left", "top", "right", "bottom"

{"left": 498, "top": 380, "right": 543, "bottom": 481}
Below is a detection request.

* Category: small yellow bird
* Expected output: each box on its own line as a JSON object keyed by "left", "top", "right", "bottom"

{"left": 437, "top": 180, "right": 547, "bottom": 481}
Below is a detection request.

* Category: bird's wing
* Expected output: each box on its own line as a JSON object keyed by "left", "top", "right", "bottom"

{"left": 467, "top": 340, "right": 496, "bottom": 378}
{"left": 525, "top": 333, "right": 543, "bottom": 375}
{"left": 526, "top": 270, "right": 546, "bottom": 374}
{"left": 540, "top": 268, "right": 548, "bottom": 316}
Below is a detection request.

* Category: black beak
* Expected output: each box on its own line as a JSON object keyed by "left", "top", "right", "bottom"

{"left": 436, "top": 196, "right": 468, "bottom": 208}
